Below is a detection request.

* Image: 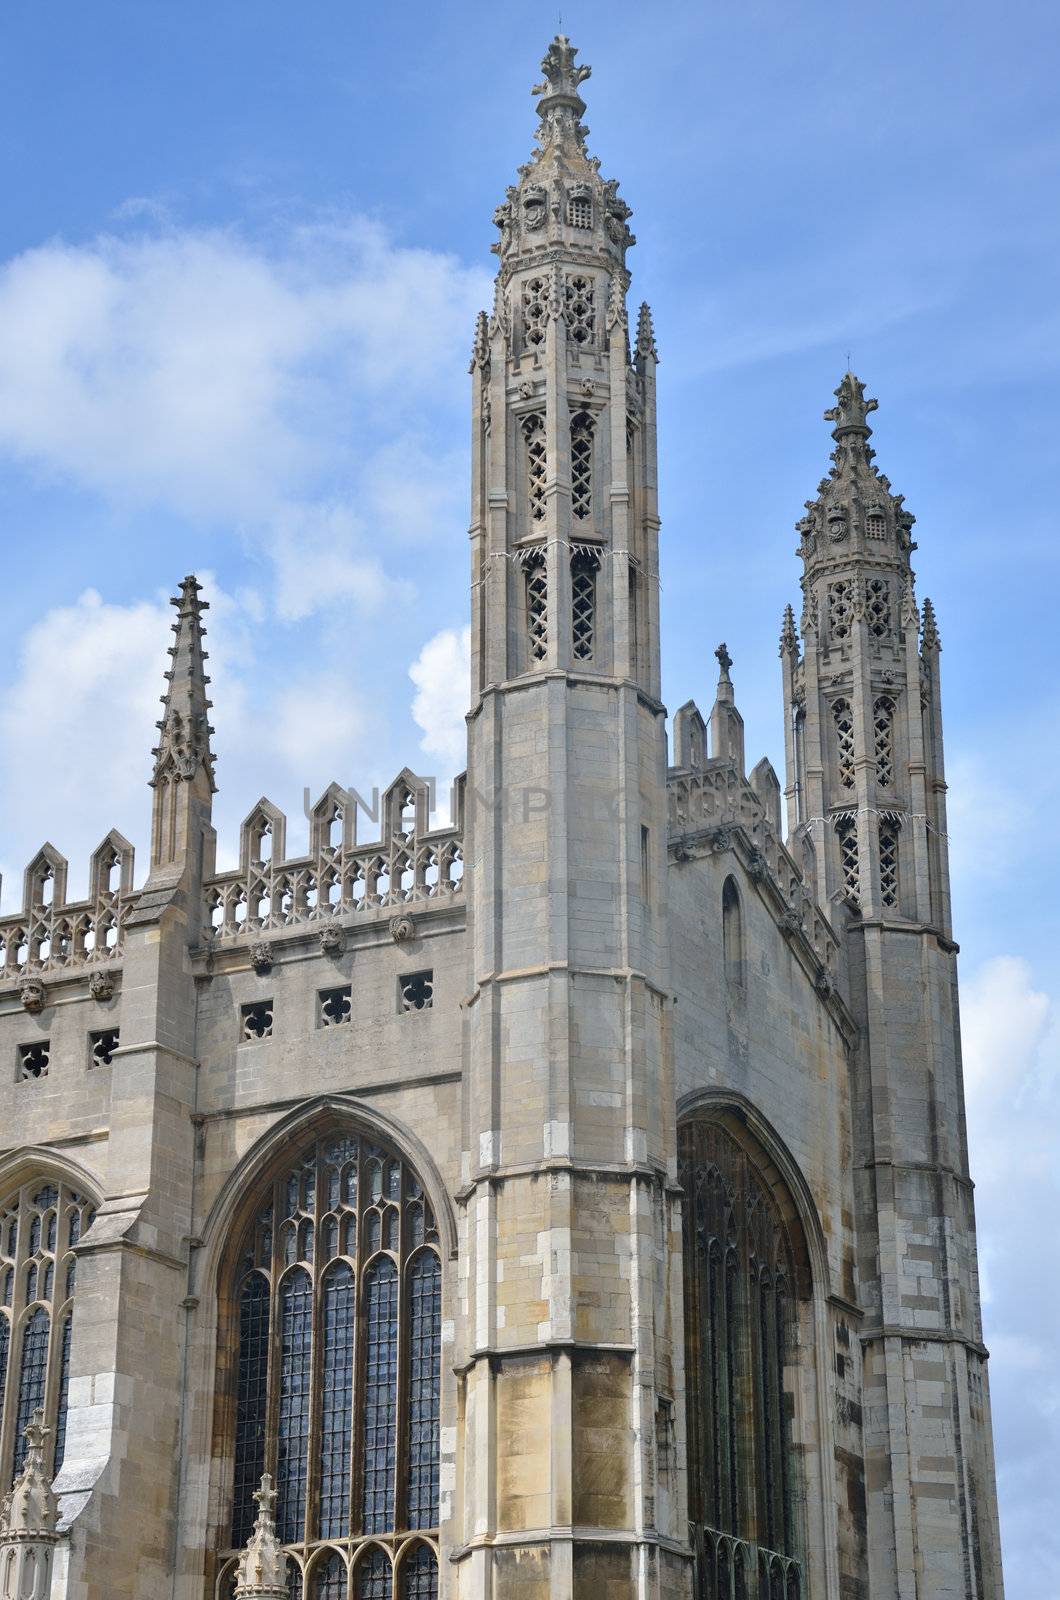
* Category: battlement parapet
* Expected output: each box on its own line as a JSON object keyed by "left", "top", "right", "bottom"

{"left": 0, "top": 832, "right": 135, "bottom": 991}
{"left": 203, "top": 770, "right": 465, "bottom": 946}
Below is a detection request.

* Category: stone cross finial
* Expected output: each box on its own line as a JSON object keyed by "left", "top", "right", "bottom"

{"left": 824, "top": 371, "right": 879, "bottom": 437}
{"left": 233, "top": 1473, "right": 289, "bottom": 1599}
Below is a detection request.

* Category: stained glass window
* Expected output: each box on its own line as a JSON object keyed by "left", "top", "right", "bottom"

{"left": 320, "top": 1263, "right": 354, "bottom": 1537}
{"left": 406, "top": 1252, "right": 441, "bottom": 1529}
{"left": 311, "top": 1550, "right": 346, "bottom": 1599}
{"left": 354, "top": 1547, "right": 391, "bottom": 1599}
{"left": 680, "top": 1120, "right": 806, "bottom": 1583}
{"left": 223, "top": 1132, "right": 441, "bottom": 1576}
{"left": 0, "top": 1178, "right": 92, "bottom": 1487}
{"left": 277, "top": 1268, "right": 313, "bottom": 1543}
{"left": 232, "top": 1274, "right": 270, "bottom": 1546}
{"left": 401, "top": 1543, "right": 439, "bottom": 1599}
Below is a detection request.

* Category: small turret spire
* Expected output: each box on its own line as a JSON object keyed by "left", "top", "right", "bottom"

{"left": 233, "top": 1474, "right": 289, "bottom": 1599}
{"left": 921, "top": 596, "right": 941, "bottom": 652}
{"left": 780, "top": 604, "right": 800, "bottom": 657}
{"left": 710, "top": 643, "right": 745, "bottom": 774}
{"left": 151, "top": 575, "right": 216, "bottom": 794}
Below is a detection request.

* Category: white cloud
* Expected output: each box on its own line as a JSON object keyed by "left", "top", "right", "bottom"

{"left": 409, "top": 625, "right": 470, "bottom": 775}
{"left": 0, "top": 217, "right": 490, "bottom": 617}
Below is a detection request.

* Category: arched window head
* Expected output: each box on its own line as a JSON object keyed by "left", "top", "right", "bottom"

{"left": 722, "top": 877, "right": 745, "bottom": 990}
{"left": 0, "top": 1177, "right": 93, "bottom": 1486}
{"left": 679, "top": 1118, "right": 809, "bottom": 1584}
{"left": 220, "top": 1131, "right": 441, "bottom": 1575}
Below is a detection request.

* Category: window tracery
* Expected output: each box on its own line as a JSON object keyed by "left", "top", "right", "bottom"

{"left": 570, "top": 411, "right": 593, "bottom": 519}
{"left": 222, "top": 1133, "right": 441, "bottom": 1580}
{"left": 836, "top": 816, "right": 860, "bottom": 906}
{"left": 831, "top": 700, "right": 855, "bottom": 791}
{"left": 879, "top": 820, "right": 900, "bottom": 909}
{"left": 866, "top": 578, "right": 891, "bottom": 638}
{"left": 827, "top": 580, "right": 853, "bottom": 641}
{"left": 521, "top": 278, "right": 547, "bottom": 350}
{"left": 680, "top": 1120, "right": 804, "bottom": 1594}
{"left": 873, "top": 697, "right": 895, "bottom": 788}
{"left": 564, "top": 277, "right": 595, "bottom": 346}
{"left": 0, "top": 1178, "right": 94, "bottom": 1486}
{"left": 524, "top": 550, "right": 548, "bottom": 663}
{"left": 522, "top": 412, "right": 547, "bottom": 524}
{"left": 571, "top": 548, "right": 599, "bottom": 662}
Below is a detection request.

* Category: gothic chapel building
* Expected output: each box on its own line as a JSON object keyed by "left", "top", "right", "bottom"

{"left": 0, "top": 36, "right": 1004, "bottom": 1600}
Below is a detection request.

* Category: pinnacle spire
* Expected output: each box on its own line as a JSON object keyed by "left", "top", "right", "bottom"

{"left": 921, "top": 596, "right": 941, "bottom": 651}
{"left": 151, "top": 575, "right": 216, "bottom": 793}
{"left": 780, "top": 604, "right": 800, "bottom": 657}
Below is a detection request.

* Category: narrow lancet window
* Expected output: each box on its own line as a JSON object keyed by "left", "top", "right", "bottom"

{"left": 571, "top": 549, "right": 599, "bottom": 662}
{"left": 837, "top": 816, "right": 860, "bottom": 906}
{"left": 570, "top": 410, "right": 593, "bottom": 518}
{"left": 522, "top": 412, "right": 546, "bottom": 522}
{"left": 873, "top": 696, "right": 895, "bottom": 788}
{"left": 524, "top": 552, "right": 548, "bottom": 664}
{"left": 832, "top": 699, "right": 855, "bottom": 790}
{"left": 879, "top": 819, "right": 900, "bottom": 908}
{"left": 722, "top": 877, "right": 745, "bottom": 989}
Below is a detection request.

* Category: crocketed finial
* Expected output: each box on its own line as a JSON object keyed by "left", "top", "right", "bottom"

{"left": 233, "top": 1474, "right": 289, "bottom": 1599}
{"left": 715, "top": 642, "right": 733, "bottom": 692}
{"left": 921, "top": 597, "right": 941, "bottom": 652}
{"left": 0, "top": 1409, "right": 58, "bottom": 1537}
{"left": 531, "top": 36, "right": 591, "bottom": 153}
{"left": 636, "top": 302, "right": 658, "bottom": 361}
{"left": 780, "top": 604, "right": 800, "bottom": 658}
{"left": 824, "top": 372, "right": 879, "bottom": 437}
{"left": 151, "top": 574, "right": 216, "bottom": 793}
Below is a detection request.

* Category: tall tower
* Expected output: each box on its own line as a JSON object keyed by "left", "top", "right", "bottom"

{"left": 781, "top": 377, "right": 1004, "bottom": 1597}
{"left": 457, "top": 36, "right": 684, "bottom": 1600}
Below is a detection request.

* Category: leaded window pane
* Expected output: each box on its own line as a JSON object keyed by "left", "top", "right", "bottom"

{"left": 277, "top": 1267, "right": 313, "bottom": 1542}
{"left": 401, "top": 1544, "right": 439, "bottom": 1600}
{"left": 53, "top": 1311, "right": 72, "bottom": 1474}
{"left": 361, "top": 1258, "right": 398, "bottom": 1534}
{"left": 354, "top": 1548, "right": 390, "bottom": 1600}
{"left": 225, "top": 1133, "right": 440, "bottom": 1573}
{"left": 320, "top": 1263, "right": 355, "bottom": 1538}
{"left": 232, "top": 1273, "right": 270, "bottom": 1546}
{"left": 14, "top": 1307, "right": 50, "bottom": 1478}
{"left": 680, "top": 1121, "right": 805, "bottom": 1579}
{"left": 311, "top": 1550, "right": 347, "bottom": 1599}
{"left": 406, "top": 1252, "right": 441, "bottom": 1529}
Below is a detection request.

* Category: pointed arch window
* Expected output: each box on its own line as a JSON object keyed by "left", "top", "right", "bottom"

{"left": 0, "top": 1179, "right": 93, "bottom": 1487}
{"left": 680, "top": 1119, "right": 807, "bottom": 1595}
{"left": 570, "top": 410, "right": 594, "bottom": 518}
{"left": 523, "top": 549, "right": 548, "bottom": 665}
{"left": 836, "top": 815, "right": 860, "bottom": 906}
{"left": 722, "top": 877, "right": 745, "bottom": 990}
{"left": 571, "top": 548, "right": 599, "bottom": 663}
{"left": 219, "top": 1132, "right": 441, "bottom": 1582}
{"left": 879, "top": 818, "right": 900, "bottom": 909}
{"left": 521, "top": 412, "right": 546, "bottom": 523}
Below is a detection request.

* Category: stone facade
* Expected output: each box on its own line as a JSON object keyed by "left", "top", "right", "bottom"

{"left": 0, "top": 34, "right": 1002, "bottom": 1600}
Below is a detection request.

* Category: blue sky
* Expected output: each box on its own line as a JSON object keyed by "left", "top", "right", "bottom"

{"left": 0, "top": 3, "right": 1057, "bottom": 1588}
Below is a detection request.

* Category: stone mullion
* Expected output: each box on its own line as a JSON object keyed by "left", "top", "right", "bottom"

{"left": 392, "top": 1228, "right": 411, "bottom": 1544}
{"left": 800, "top": 618, "right": 827, "bottom": 908}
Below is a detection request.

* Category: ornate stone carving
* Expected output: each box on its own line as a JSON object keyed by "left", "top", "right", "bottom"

{"left": 18, "top": 979, "right": 45, "bottom": 1015}
{"left": 318, "top": 925, "right": 344, "bottom": 958}
{"left": 710, "top": 826, "right": 734, "bottom": 855}
{"left": 815, "top": 967, "right": 834, "bottom": 1000}
{"left": 0, "top": 1411, "right": 60, "bottom": 1600}
{"left": 233, "top": 1475, "right": 289, "bottom": 1600}
{"left": 88, "top": 969, "right": 115, "bottom": 1003}
{"left": 389, "top": 915, "right": 416, "bottom": 944}
{"left": 747, "top": 849, "right": 767, "bottom": 883}
{"left": 250, "top": 942, "right": 273, "bottom": 975}
{"left": 824, "top": 371, "right": 878, "bottom": 434}
{"left": 780, "top": 907, "right": 804, "bottom": 936}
